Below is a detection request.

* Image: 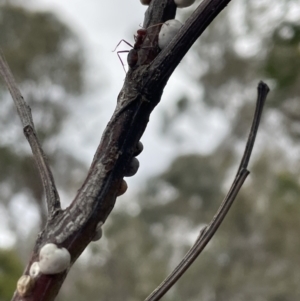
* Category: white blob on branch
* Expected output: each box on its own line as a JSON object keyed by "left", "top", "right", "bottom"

{"left": 158, "top": 19, "right": 183, "bottom": 50}
{"left": 174, "top": 0, "right": 196, "bottom": 8}
{"left": 29, "top": 262, "right": 40, "bottom": 278}
{"left": 17, "top": 275, "right": 35, "bottom": 297}
{"left": 39, "top": 243, "right": 71, "bottom": 275}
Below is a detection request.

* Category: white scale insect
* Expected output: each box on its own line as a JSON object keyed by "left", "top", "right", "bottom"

{"left": 158, "top": 19, "right": 183, "bottom": 49}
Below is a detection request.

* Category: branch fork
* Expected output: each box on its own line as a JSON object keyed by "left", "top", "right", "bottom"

{"left": 0, "top": 0, "right": 270, "bottom": 300}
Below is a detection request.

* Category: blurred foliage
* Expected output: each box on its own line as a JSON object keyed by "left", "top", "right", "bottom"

{"left": 0, "top": 249, "right": 23, "bottom": 301}
{"left": 140, "top": 154, "right": 224, "bottom": 224}
{"left": 0, "top": 146, "right": 42, "bottom": 200}
{"left": 0, "top": 4, "right": 83, "bottom": 94}
{"left": 265, "top": 22, "right": 300, "bottom": 90}
{"left": 0, "top": 3, "right": 84, "bottom": 141}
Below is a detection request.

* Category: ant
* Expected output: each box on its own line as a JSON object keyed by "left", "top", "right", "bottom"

{"left": 113, "top": 23, "right": 163, "bottom": 72}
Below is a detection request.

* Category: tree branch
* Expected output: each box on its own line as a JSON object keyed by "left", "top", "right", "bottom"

{"left": 4, "top": 0, "right": 252, "bottom": 300}
{"left": 0, "top": 52, "right": 61, "bottom": 217}
{"left": 144, "top": 81, "right": 269, "bottom": 301}
{"left": 237, "top": 81, "right": 270, "bottom": 174}
{"left": 149, "top": 0, "right": 233, "bottom": 87}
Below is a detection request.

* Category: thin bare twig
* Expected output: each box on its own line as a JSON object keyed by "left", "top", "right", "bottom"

{"left": 237, "top": 81, "right": 270, "bottom": 174}
{"left": 145, "top": 169, "right": 248, "bottom": 301}
{"left": 145, "top": 81, "right": 269, "bottom": 301}
{"left": 0, "top": 51, "right": 61, "bottom": 216}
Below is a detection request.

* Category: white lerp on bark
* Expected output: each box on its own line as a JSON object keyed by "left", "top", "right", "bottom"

{"left": 174, "top": 0, "right": 196, "bottom": 7}
{"left": 158, "top": 19, "right": 183, "bottom": 50}
{"left": 38, "top": 243, "right": 71, "bottom": 275}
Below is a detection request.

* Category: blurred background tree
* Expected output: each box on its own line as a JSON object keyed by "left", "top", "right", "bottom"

{"left": 1, "top": 0, "right": 300, "bottom": 301}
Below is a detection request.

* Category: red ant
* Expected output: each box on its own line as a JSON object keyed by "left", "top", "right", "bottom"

{"left": 113, "top": 23, "right": 163, "bottom": 72}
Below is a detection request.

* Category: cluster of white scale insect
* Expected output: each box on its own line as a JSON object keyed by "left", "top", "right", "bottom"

{"left": 17, "top": 243, "right": 72, "bottom": 296}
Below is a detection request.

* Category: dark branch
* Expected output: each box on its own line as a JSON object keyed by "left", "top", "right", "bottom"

{"left": 144, "top": 81, "right": 269, "bottom": 301}
{"left": 149, "top": 0, "right": 234, "bottom": 87}
{"left": 8, "top": 0, "right": 252, "bottom": 300}
{"left": 0, "top": 52, "right": 61, "bottom": 217}
{"left": 145, "top": 169, "right": 248, "bottom": 301}
{"left": 237, "top": 81, "right": 270, "bottom": 174}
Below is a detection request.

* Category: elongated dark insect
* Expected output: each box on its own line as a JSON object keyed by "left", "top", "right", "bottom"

{"left": 113, "top": 24, "right": 162, "bottom": 72}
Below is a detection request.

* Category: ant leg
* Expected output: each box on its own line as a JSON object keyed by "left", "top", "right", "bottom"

{"left": 112, "top": 40, "right": 134, "bottom": 52}
{"left": 116, "top": 50, "right": 130, "bottom": 73}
